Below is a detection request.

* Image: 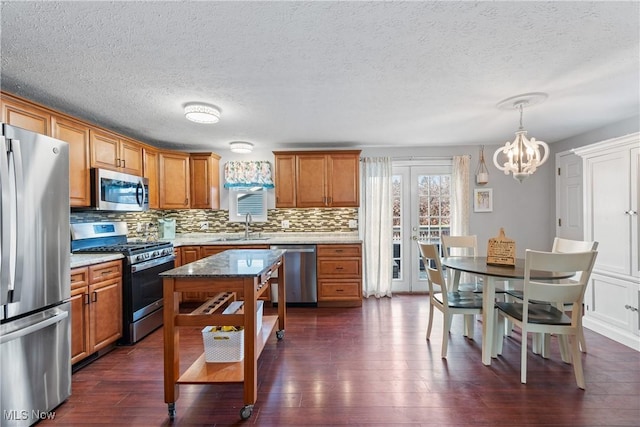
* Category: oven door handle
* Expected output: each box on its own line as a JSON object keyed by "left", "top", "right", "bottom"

{"left": 131, "top": 255, "right": 175, "bottom": 272}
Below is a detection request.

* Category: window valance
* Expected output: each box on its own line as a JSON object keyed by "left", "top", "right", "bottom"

{"left": 223, "top": 161, "right": 275, "bottom": 188}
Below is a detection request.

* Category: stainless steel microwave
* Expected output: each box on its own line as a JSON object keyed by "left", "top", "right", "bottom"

{"left": 90, "top": 168, "right": 149, "bottom": 211}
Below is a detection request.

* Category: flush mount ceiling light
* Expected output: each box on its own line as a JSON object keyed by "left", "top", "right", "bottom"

{"left": 184, "top": 103, "right": 220, "bottom": 124}
{"left": 229, "top": 141, "right": 254, "bottom": 154}
{"left": 493, "top": 92, "right": 549, "bottom": 183}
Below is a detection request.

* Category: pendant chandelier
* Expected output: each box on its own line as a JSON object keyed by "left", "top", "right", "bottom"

{"left": 493, "top": 93, "right": 549, "bottom": 183}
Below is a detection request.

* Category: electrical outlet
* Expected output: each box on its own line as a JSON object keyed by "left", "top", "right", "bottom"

{"left": 281, "top": 220, "right": 290, "bottom": 229}
{"left": 136, "top": 222, "right": 143, "bottom": 232}
{"left": 348, "top": 220, "right": 358, "bottom": 229}
{"left": 199, "top": 221, "right": 209, "bottom": 230}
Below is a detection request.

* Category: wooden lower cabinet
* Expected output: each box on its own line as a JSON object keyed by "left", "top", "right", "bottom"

{"left": 317, "top": 244, "right": 362, "bottom": 307}
{"left": 70, "top": 260, "right": 123, "bottom": 365}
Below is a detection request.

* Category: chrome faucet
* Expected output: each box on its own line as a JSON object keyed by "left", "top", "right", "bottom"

{"left": 244, "top": 212, "right": 252, "bottom": 239}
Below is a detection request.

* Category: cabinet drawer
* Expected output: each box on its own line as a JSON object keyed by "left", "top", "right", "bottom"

{"left": 88, "top": 260, "right": 122, "bottom": 283}
{"left": 317, "top": 244, "right": 361, "bottom": 257}
{"left": 70, "top": 267, "right": 89, "bottom": 290}
{"left": 318, "top": 280, "right": 361, "bottom": 299}
{"left": 318, "top": 258, "right": 361, "bottom": 277}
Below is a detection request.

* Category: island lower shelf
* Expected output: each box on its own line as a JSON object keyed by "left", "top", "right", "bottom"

{"left": 178, "top": 315, "right": 278, "bottom": 384}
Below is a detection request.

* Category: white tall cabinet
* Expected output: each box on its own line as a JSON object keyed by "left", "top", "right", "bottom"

{"left": 574, "top": 132, "right": 639, "bottom": 351}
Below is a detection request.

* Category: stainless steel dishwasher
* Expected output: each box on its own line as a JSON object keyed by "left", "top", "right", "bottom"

{"left": 269, "top": 244, "right": 317, "bottom": 305}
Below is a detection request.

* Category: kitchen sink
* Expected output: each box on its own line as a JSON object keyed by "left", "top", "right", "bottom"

{"left": 217, "top": 236, "right": 270, "bottom": 242}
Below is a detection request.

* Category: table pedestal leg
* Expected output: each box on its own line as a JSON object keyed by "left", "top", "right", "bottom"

{"left": 482, "top": 276, "right": 497, "bottom": 365}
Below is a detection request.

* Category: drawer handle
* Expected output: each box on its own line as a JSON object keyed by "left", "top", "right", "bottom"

{"left": 91, "top": 291, "right": 98, "bottom": 303}
{"left": 84, "top": 294, "right": 90, "bottom": 305}
{"left": 100, "top": 270, "right": 113, "bottom": 275}
{"left": 336, "top": 289, "right": 344, "bottom": 292}
{"left": 335, "top": 267, "right": 344, "bottom": 270}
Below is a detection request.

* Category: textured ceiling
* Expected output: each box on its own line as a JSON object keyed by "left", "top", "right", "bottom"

{"left": 1, "top": 1, "right": 638, "bottom": 152}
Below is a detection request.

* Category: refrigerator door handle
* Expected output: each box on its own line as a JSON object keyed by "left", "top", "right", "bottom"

{"left": 0, "top": 134, "right": 12, "bottom": 305}
{"left": 0, "top": 309, "right": 69, "bottom": 344}
{"left": 9, "top": 138, "right": 25, "bottom": 302}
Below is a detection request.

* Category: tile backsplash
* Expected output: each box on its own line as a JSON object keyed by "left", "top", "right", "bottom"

{"left": 71, "top": 208, "right": 358, "bottom": 239}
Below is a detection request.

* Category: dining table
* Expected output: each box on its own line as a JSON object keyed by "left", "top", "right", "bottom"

{"left": 441, "top": 256, "right": 575, "bottom": 366}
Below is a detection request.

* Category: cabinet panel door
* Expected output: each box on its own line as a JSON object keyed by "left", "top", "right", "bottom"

{"left": 632, "top": 147, "right": 639, "bottom": 278}
{"left": 328, "top": 153, "right": 360, "bottom": 207}
{"left": 119, "top": 139, "right": 143, "bottom": 176}
{"left": 90, "top": 278, "right": 122, "bottom": 351}
{"left": 159, "top": 152, "right": 190, "bottom": 209}
{"left": 52, "top": 116, "right": 91, "bottom": 207}
{"left": 2, "top": 97, "right": 50, "bottom": 135}
{"left": 274, "top": 154, "right": 296, "bottom": 207}
{"left": 296, "top": 155, "right": 327, "bottom": 207}
{"left": 190, "top": 154, "right": 220, "bottom": 209}
{"left": 587, "top": 150, "right": 630, "bottom": 276}
{"left": 181, "top": 246, "right": 202, "bottom": 264}
{"left": 90, "top": 129, "right": 120, "bottom": 170}
{"left": 70, "top": 287, "right": 90, "bottom": 364}
{"left": 144, "top": 149, "right": 159, "bottom": 209}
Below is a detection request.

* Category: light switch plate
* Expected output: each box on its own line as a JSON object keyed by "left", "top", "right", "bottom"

{"left": 348, "top": 220, "right": 358, "bottom": 229}
{"left": 281, "top": 220, "right": 290, "bottom": 229}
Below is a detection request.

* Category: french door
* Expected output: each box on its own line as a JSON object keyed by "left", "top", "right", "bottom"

{"left": 392, "top": 162, "right": 452, "bottom": 293}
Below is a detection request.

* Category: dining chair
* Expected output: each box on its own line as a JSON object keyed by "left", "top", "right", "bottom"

{"left": 418, "top": 242, "right": 484, "bottom": 359}
{"left": 495, "top": 249, "right": 598, "bottom": 389}
{"left": 441, "top": 235, "right": 505, "bottom": 294}
{"left": 505, "top": 237, "right": 598, "bottom": 353}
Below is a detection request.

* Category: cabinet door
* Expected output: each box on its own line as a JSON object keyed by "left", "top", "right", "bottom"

{"left": 159, "top": 152, "right": 190, "bottom": 209}
{"left": 173, "top": 248, "right": 182, "bottom": 267}
{"left": 587, "top": 150, "right": 631, "bottom": 276}
{"left": 296, "top": 154, "right": 327, "bottom": 207}
{"left": 327, "top": 153, "right": 360, "bottom": 207}
{"left": 190, "top": 153, "right": 220, "bottom": 209}
{"left": 144, "top": 148, "right": 159, "bottom": 209}
{"left": 119, "top": 138, "right": 143, "bottom": 176}
{"left": 52, "top": 116, "right": 91, "bottom": 207}
{"left": 1, "top": 95, "right": 51, "bottom": 135}
{"left": 632, "top": 147, "right": 639, "bottom": 278}
{"left": 90, "top": 129, "right": 120, "bottom": 170}
{"left": 181, "top": 246, "right": 202, "bottom": 264}
{"left": 90, "top": 278, "right": 122, "bottom": 351}
{"left": 274, "top": 154, "right": 296, "bottom": 208}
{"left": 70, "top": 268, "right": 90, "bottom": 364}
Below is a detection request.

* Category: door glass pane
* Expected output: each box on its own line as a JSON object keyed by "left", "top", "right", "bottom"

{"left": 392, "top": 174, "right": 402, "bottom": 280}
{"left": 416, "top": 174, "right": 451, "bottom": 281}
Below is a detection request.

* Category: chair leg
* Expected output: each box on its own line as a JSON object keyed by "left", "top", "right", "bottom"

{"left": 463, "top": 314, "right": 475, "bottom": 338}
{"left": 426, "top": 302, "right": 435, "bottom": 340}
{"left": 577, "top": 308, "right": 587, "bottom": 353}
{"left": 494, "top": 309, "right": 504, "bottom": 356}
{"left": 520, "top": 328, "right": 528, "bottom": 384}
{"left": 441, "top": 313, "right": 452, "bottom": 359}
{"left": 570, "top": 334, "right": 586, "bottom": 389}
{"left": 558, "top": 335, "right": 571, "bottom": 363}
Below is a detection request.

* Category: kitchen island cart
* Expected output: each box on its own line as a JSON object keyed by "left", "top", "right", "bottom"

{"left": 161, "top": 249, "right": 286, "bottom": 420}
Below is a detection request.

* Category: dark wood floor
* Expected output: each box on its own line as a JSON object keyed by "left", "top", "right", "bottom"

{"left": 42, "top": 295, "right": 639, "bottom": 426}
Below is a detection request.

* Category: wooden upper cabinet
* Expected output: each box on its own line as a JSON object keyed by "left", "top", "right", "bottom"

{"left": 274, "top": 150, "right": 360, "bottom": 208}
{"left": 296, "top": 154, "right": 328, "bottom": 207}
{"left": 189, "top": 152, "right": 221, "bottom": 209}
{"left": 52, "top": 115, "right": 91, "bottom": 207}
{"left": 143, "top": 147, "right": 159, "bottom": 209}
{"left": 1, "top": 94, "right": 51, "bottom": 135}
{"left": 327, "top": 152, "right": 360, "bottom": 207}
{"left": 90, "top": 129, "right": 143, "bottom": 176}
{"left": 274, "top": 154, "right": 296, "bottom": 208}
{"left": 159, "top": 151, "right": 190, "bottom": 209}
{"left": 118, "top": 138, "right": 143, "bottom": 176}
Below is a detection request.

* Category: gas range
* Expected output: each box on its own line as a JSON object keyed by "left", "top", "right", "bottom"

{"left": 70, "top": 221, "right": 175, "bottom": 345}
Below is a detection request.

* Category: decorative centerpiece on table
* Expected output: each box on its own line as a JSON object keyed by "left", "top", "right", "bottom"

{"left": 487, "top": 228, "right": 516, "bottom": 266}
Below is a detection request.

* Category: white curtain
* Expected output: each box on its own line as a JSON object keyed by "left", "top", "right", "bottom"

{"left": 360, "top": 157, "right": 393, "bottom": 298}
{"left": 451, "top": 155, "right": 470, "bottom": 236}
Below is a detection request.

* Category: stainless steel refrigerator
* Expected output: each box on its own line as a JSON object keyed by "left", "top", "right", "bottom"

{"left": 0, "top": 123, "right": 71, "bottom": 426}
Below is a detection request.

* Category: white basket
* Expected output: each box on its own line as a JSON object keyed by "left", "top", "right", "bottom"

{"left": 201, "top": 327, "right": 244, "bottom": 363}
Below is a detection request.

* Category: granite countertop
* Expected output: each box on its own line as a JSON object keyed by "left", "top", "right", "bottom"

{"left": 70, "top": 253, "right": 124, "bottom": 269}
{"left": 162, "top": 232, "right": 361, "bottom": 247}
{"left": 160, "top": 249, "right": 286, "bottom": 278}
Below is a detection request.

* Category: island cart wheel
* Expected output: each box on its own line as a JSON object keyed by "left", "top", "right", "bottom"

{"left": 276, "top": 330, "right": 285, "bottom": 340}
{"left": 240, "top": 404, "right": 253, "bottom": 419}
{"left": 168, "top": 403, "right": 176, "bottom": 419}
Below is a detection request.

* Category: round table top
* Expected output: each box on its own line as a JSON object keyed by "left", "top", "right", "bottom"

{"left": 441, "top": 256, "right": 574, "bottom": 281}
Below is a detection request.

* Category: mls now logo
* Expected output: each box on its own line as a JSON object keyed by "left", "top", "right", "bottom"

{"left": 4, "top": 410, "right": 56, "bottom": 421}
